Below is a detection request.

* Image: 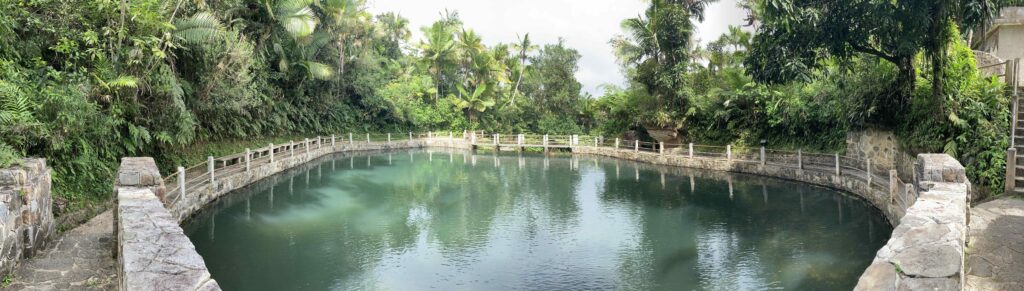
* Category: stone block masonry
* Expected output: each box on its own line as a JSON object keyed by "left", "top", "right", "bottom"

{"left": 0, "top": 158, "right": 54, "bottom": 277}
{"left": 115, "top": 157, "right": 219, "bottom": 290}
{"left": 855, "top": 154, "right": 969, "bottom": 290}
{"left": 571, "top": 146, "right": 970, "bottom": 290}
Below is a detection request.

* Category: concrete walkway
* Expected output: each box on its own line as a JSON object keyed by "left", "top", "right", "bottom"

{"left": 2, "top": 210, "right": 115, "bottom": 291}
{"left": 967, "top": 197, "right": 1024, "bottom": 291}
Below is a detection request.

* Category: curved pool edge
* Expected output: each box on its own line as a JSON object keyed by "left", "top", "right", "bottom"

{"left": 112, "top": 138, "right": 969, "bottom": 291}
{"left": 571, "top": 146, "right": 969, "bottom": 290}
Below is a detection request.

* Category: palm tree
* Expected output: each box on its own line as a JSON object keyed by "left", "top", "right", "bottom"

{"left": 419, "top": 21, "right": 457, "bottom": 100}
{"left": 376, "top": 12, "right": 411, "bottom": 55}
{"left": 451, "top": 84, "right": 495, "bottom": 123}
{"left": 510, "top": 33, "right": 537, "bottom": 104}
{"left": 320, "top": 0, "right": 371, "bottom": 77}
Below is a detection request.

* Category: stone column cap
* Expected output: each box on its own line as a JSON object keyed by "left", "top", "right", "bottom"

{"left": 0, "top": 158, "right": 47, "bottom": 185}
{"left": 116, "top": 157, "right": 162, "bottom": 187}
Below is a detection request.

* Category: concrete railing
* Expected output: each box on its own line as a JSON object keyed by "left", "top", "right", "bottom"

{"left": 0, "top": 159, "right": 54, "bottom": 277}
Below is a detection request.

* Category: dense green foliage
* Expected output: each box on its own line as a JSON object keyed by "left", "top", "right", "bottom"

{"left": 594, "top": 0, "right": 1013, "bottom": 195}
{"left": 0, "top": 0, "right": 1017, "bottom": 214}
{"left": 0, "top": 0, "right": 595, "bottom": 208}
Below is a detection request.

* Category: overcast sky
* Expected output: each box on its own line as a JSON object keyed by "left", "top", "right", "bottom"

{"left": 366, "top": 0, "right": 748, "bottom": 96}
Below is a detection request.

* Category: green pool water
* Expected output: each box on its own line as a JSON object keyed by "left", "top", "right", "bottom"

{"left": 184, "top": 150, "right": 891, "bottom": 290}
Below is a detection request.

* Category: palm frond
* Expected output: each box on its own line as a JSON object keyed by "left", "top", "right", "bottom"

{"left": 173, "top": 12, "right": 224, "bottom": 44}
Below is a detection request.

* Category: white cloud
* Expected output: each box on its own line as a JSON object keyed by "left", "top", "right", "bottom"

{"left": 366, "top": 0, "right": 747, "bottom": 96}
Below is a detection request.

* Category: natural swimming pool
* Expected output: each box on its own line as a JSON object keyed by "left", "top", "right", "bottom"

{"left": 184, "top": 150, "right": 891, "bottom": 290}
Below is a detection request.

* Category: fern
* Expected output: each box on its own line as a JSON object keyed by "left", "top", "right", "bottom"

{"left": 173, "top": 12, "right": 224, "bottom": 45}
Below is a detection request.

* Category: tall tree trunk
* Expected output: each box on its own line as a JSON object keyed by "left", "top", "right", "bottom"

{"left": 931, "top": 2, "right": 948, "bottom": 117}
{"left": 511, "top": 57, "right": 526, "bottom": 104}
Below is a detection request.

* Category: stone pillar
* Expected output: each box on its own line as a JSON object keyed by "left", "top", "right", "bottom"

{"left": 177, "top": 167, "right": 185, "bottom": 202}
{"left": 349, "top": 133, "right": 353, "bottom": 145}
{"left": 660, "top": 142, "right": 665, "bottom": 155}
{"left": 289, "top": 141, "right": 295, "bottom": 156}
{"left": 387, "top": 133, "right": 391, "bottom": 144}
{"left": 866, "top": 158, "right": 873, "bottom": 187}
{"left": 889, "top": 170, "right": 898, "bottom": 202}
{"left": 409, "top": 132, "right": 413, "bottom": 141}
{"left": 269, "top": 143, "right": 275, "bottom": 163}
{"left": 304, "top": 138, "right": 310, "bottom": 156}
{"left": 331, "top": 135, "right": 335, "bottom": 148}
{"left": 727, "top": 145, "right": 732, "bottom": 161}
{"left": 366, "top": 133, "right": 370, "bottom": 143}
{"left": 634, "top": 140, "right": 639, "bottom": 153}
{"left": 495, "top": 134, "right": 500, "bottom": 145}
{"left": 244, "top": 148, "right": 251, "bottom": 173}
{"left": 0, "top": 158, "right": 55, "bottom": 267}
{"left": 544, "top": 135, "right": 549, "bottom": 152}
{"left": 429, "top": 132, "right": 433, "bottom": 139}
{"left": 449, "top": 131, "right": 453, "bottom": 142}
{"left": 835, "top": 153, "right": 841, "bottom": 175}
{"left": 689, "top": 143, "right": 694, "bottom": 159}
{"left": 1006, "top": 147, "right": 1017, "bottom": 195}
{"left": 615, "top": 138, "right": 620, "bottom": 149}
{"left": 797, "top": 149, "right": 803, "bottom": 170}
{"left": 207, "top": 156, "right": 215, "bottom": 186}
{"left": 760, "top": 146, "right": 766, "bottom": 166}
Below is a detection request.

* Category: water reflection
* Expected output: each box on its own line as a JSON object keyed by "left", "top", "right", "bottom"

{"left": 185, "top": 151, "right": 891, "bottom": 291}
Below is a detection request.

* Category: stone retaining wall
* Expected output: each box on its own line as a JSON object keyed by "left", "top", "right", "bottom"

{"left": 855, "top": 154, "right": 969, "bottom": 290}
{"left": 114, "top": 139, "right": 468, "bottom": 290}
{"left": 572, "top": 146, "right": 910, "bottom": 223}
{"left": 115, "top": 158, "right": 219, "bottom": 291}
{"left": 0, "top": 159, "right": 54, "bottom": 276}
{"left": 168, "top": 140, "right": 468, "bottom": 222}
{"left": 571, "top": 146, "right": 969, "bottom": 290}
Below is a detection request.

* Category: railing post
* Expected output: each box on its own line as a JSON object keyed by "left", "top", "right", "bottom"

{"left": 449, "top": 131, "right": 453, "bottom": 142}
{"left": 366, "top": 133, "right": 370, "bottom": 143}
{"left": 269, "top": 143, "right": 275, "bottom": 163}
{"left": 634, "top": 140, "right": 639, "bottom": 153}
{"left": 177, "top": 166, "right": 185, "bottom": 202}
{"left": 207, "top": 156, "right": 215, "bottom": 185}
{"left": 1007, "top": 148, "right": 1017, "bottom": 195}
{"left": 471, "top": 133, "right": 477, "bottom": 144}
{"left": 495, "top": 134, "right": 500, "bottom": 145}
{"left": 660, "top": 142, "right": 665, "bottom": 155}
{"left": 797, "top": 149, "right": 803, "bottom": 169}
{"left": 866, "top": 158, "right": 873, "bottom": 187}
{"left": 245, "top": 148, "right": 251, "bottom": 172}
{"left": 889, "top": 170, "right": 898, "bottom": 202}
{"left": 760, "top": 146, "right": 765, "bottom": 166}
{"left": 387, "top": 133, "right": 391, "bottom": 144}
{"left": 304, "top": 138, "right": 310, "bottom": 156}
{"left": 317, "top": 136, "right": 322, "bottom": 149}
{"left": 429, "top": 132, "right": 433, "bottom": 139}
{"left": 595, "top": 137, "right": 599, "bottom": 147}
{"left": 688, "top": 143, "right": 694, "bottom": 159}
{"left": 835, "top": 153, "right": 841, "bottom": 175}
{"left": 409, "top": 132, "right": 413, "bottom": 141}
{"left": 331, "top": 135, "right": 335, "bottom": 148}
{"left": 727, "top": 145, "right": 732, "bottom": 161}
{"left": 615, "top": 138, "right": 620, "bottom": 149}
